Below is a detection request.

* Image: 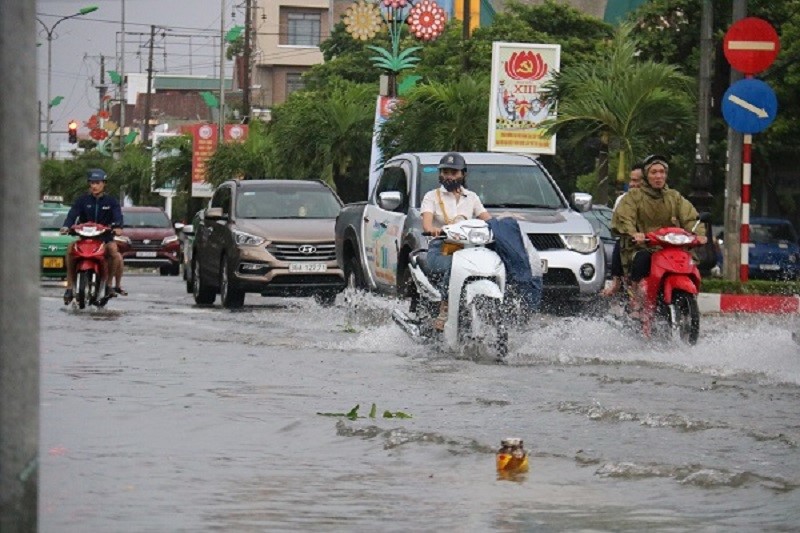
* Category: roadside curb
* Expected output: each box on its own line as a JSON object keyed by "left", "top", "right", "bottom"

{"left": 698, "top": 292, "right": 800, "bottom": 315}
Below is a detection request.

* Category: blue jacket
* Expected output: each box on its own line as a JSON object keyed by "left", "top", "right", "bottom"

{"left": 488, "top": 217, "right": 542, "bottom": 312}
{"left": 64, "top": 193, "right": 123, "bottom": 229}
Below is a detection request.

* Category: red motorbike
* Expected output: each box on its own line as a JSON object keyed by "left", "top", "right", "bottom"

{"left": 69, "top": 222, "right": 112, "bottom": 309}
{"left": 624, "top": 226, "right": 703, "bottom": 344}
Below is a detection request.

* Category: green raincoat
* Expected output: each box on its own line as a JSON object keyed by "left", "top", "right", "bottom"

{"left": 611, "top": 182, "right": 705, "bottom": 273}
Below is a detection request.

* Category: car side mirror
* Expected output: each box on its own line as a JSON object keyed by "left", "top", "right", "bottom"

{"left": 205, "top": 207, "right": 226, "bottom": 220}
{"left": 378, "top": 191, "right": 403, "bottom": 212}
{"left": 571, "top": 192, "right": 592, "bottom": 213}
{"left": 174, "top": 222, "right": 185, "bottom": 231}
{"left": 182, "top": 224, "right": 194, "bottom": 236}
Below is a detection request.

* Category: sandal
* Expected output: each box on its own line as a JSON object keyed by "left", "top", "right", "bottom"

{"left": 433, "top": 303, "right": 448, "bottom": 331}
{"left": 113, "top": 286, "right": 128, "bottom": 296}
{"left": 63, "top": 288, "right": 74, "bottom": 305}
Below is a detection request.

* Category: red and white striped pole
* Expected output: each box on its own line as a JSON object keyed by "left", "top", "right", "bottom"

{"left": 740, "top": 133, "right": 752, "bottom": 282}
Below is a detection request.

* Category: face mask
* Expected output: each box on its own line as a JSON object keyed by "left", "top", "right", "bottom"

{"left": 440, "top": 175, "right": 463, "bottom": 192}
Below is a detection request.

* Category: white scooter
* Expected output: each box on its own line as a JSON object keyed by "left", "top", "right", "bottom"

{"left": 392, "top": 219, "right": 509, "bottom": 361}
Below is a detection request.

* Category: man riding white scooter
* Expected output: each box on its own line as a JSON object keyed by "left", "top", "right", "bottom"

{"left": 421, "top": 152, "right": 492, "bottom": 330}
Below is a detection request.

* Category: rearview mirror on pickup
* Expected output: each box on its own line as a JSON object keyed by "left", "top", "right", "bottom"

{"left": 571, "top": 192, "right": 593, "bottom": 213}
{"left": 205, "top": 207, "right": 227, "bottom": 220}
{"left": 378, "top": 191, "right": 403, "bottom": 212}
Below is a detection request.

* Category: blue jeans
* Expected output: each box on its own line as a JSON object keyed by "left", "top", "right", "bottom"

{"left": 426, "top": 239, "right": 452, "bottom": 299}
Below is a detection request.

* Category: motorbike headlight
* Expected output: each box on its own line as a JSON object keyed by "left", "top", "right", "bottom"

{"left": 468, "top": 229, "right": 491, "bottom": 245}
{"left": 162, "top": 235, "right": 179, "bottom": 245}
{"left": 562, "top": 234, "right": 598, "bottom": 253}
{"left": 233, "top": 230, "right": 266, "bottom": 246}
{"left": 658, "top": 233, "right": 694, "bottom": 246}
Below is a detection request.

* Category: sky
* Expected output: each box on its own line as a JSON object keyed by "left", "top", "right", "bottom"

{"left": 36, "top": 0, "right": 240, "bottom": 148}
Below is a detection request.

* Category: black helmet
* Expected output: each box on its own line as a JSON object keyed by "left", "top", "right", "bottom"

{"left": 437, "top": 152, "right": 467, "bottom": 172}
{"left": 87, "top": 168, "right": 107, "bottom": 182}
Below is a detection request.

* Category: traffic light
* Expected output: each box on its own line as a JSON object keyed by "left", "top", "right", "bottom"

{"left": 68, "top": 120, "right": 78, "bottom": 144}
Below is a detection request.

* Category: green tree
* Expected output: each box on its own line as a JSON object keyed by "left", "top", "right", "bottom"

{"left": 378, "top": 75, "right": 490, "bottom": 157}
{"left": 269, "top": 82, "right": 375, "bottom": 202}
{"left": 543, "top": 23, "right": 695, "bottom": 204}
{"left": 108, "top": 145, "right": 161, "bottom": 206}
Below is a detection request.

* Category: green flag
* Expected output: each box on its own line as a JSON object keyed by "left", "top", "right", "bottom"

{"left": 108, "top": 70, "right": 122, "bottom": 84}
{"left": 200, "top": 91, "right": 219, "bottom": 108}
{"left": 225, "top": 25, "right": 244, "bottom": 43}
{"left": 50, "top": 95, "right": 64, "bottom": 107}
{"left": 124, "top": 131, "right": 138, "bottom": 144}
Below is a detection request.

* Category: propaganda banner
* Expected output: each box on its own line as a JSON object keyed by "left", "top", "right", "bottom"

{"left": 488, "top": 42, "right": 560, "bottom": 154}
{"left": 224, "top": 124, "right": 249, "bottom": 142}
{"left": 191, "top": 123, "right": 218, "bottom": 197}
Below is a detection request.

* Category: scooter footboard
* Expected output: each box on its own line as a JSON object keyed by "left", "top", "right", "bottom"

{"left": 464, "top": 279, "right": 504, "bottom": 304}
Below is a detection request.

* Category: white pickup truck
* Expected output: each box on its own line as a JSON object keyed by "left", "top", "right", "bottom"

{"left": 334, "top": 152, "right": 605, "bottom": 304}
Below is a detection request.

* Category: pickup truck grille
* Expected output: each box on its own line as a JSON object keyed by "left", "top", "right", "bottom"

{"left": 528, "top": 234, "right": 565, "bottom": 251}
{"left": 267, "top": 242, "right": 336, "bottom": 261}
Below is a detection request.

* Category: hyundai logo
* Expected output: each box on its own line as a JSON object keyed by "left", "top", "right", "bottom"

{"left": 298, "top": 244, "right": 316, "bottom": 254}
{"left": 48, "top": 245, "right": 59, "bottom": 252}
{"left": 143, "top": 239, "right": 151, "bottom": 245}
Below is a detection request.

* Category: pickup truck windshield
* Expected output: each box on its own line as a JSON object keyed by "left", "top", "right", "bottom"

{"left": 237, "top": 189, "right": 341, "bottom": 219}
{"left": 418, "top": 164, "right": 563, "bottom": 209}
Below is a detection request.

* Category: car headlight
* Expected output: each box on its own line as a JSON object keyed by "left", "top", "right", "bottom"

{"left": 562, "top": 234, "right": 598, "bottom": 253}
{"left": 233, "top": 230, "right": 266, "bottom": 246}
{"left": 162, "top": 235, "right": 179, "bottom": 245}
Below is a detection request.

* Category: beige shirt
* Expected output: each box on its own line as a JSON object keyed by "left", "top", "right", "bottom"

{"left": 420, "top": 186, "right": 488, "bottom": 228}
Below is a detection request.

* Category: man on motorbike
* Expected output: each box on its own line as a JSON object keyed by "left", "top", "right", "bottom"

{"left": 611, "top": 154, "right": 707, "bottom": 314}
{"left": 61, "top": 169, "right": 125, "bottom": 304}
{"left": 602, "top": 163, "right": 644, "bottom": 296}
{"left": 421, "top": 152, "right": 492, "bottom": 330}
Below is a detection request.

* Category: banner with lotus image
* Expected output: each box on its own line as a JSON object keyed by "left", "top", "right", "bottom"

{"left": 488, "top": 42, "right": 560, "bottom": 155}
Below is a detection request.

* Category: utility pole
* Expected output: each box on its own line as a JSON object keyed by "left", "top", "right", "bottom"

{"left": 723, "top": 0, "right": 747, "bottom": 282}
{"left": 1, "top": 0, "right": 39, "bottom": 530}
{"left": 691, "top": 0, "right": 713, "bottom": 214}
{"left": 242, "top": 0, "right": 253, "bottom": 123}
{"left": 118, "top": 0, "right": 126, "bottom": 156}
{"left": 218, "top": 0, "right": 226, "bottom": 141}
{"left": 143, "top": 24, "right": 155, "bottom": 145}
{"left": 461, "top": 0, "right": 471, "bottom": 70}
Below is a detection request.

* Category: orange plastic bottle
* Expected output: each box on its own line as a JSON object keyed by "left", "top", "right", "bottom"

{"left": 496, "top": 437, "right": 529, "bottom": 474}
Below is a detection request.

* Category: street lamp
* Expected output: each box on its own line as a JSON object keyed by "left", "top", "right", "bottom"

{"left": 37, "top": 5, "right": 99, "bottom": 158}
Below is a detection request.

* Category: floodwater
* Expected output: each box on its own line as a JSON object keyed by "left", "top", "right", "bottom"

{"left": 39, "top": 274, "right": 800, "bottom": 532}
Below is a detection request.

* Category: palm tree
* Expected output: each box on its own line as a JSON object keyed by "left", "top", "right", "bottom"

{"left": 543, "top": 23, "right": 695, "bottom": 204}
{"left": 270, "top": 83, "right": 375, "bottom": 202}
{"left": 378, "top": 75, "right": 490, "bottom": 157}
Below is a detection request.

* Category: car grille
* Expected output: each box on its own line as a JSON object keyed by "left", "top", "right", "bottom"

{"left": 267, "top": 242, "right": 336, "bottom": 261}
{"left": 528, "top": 234, "right": 565, "bottom": 250}
{"left": 129, "top": 240, "right": 161, "bottom": 252}
{"left": 542, "top": 268, "right": 578, "bottom": 289}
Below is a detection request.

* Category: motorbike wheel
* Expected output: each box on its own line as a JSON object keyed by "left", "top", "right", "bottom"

{"left": 192, "top": 259, "right": 216, "bottom": 305}
{"left": 76, "top": 270, "right": 89, "bottom": 309}
{"left": 460, "top": 295, "right": 508, "bottom": 362}
{"left": 220, "top": 257, "right": 245, "bottom": 309}
{"left": 670, "top": 290, "right": 700, "bottom": 345}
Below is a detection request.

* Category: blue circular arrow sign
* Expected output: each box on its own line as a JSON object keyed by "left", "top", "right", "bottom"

{"left": 722, "top": 78, "right": 778, "bottom": 134}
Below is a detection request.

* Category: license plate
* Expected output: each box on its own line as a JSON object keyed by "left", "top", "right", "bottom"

{"left": 759, "top": 264, "right": 780, "bottom": 271}
{"left": 42, "top": 257, "right": 64, "bottom": 268}
{"left": 541, "top": 259, "right": 548, "bottom": 273}
{"left": 289, "top": 262, "right": 327, "bottom": 273}
{"left": 136, "top": 251, "right": 158, "bottom": 258}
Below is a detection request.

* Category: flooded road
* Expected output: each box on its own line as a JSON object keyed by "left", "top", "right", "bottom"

{"left": 40, "top": 274, "right": 800, "bottom": 531}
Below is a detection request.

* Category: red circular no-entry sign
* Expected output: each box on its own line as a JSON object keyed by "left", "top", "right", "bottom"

{"left": 724, "top": 17, "right": 780, "bottom": 75}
